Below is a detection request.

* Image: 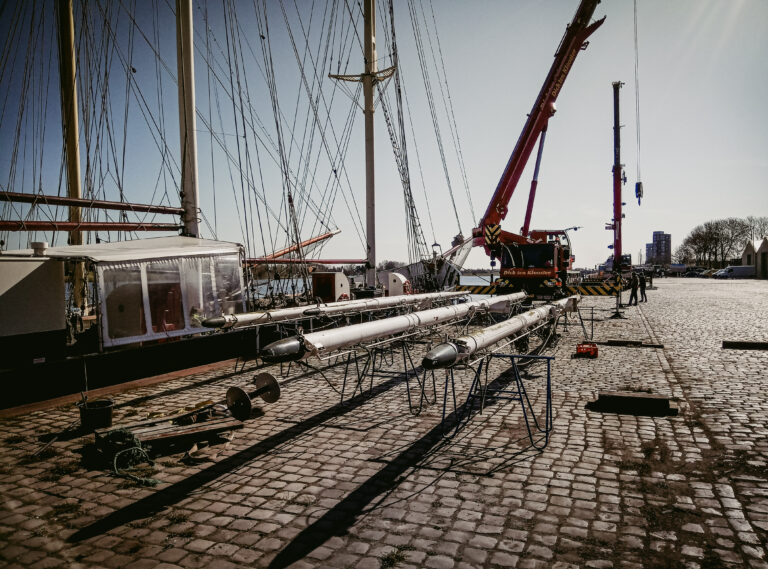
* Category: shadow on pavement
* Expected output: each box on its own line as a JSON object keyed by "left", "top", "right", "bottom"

{"left": 67, "top": 371, "right": 407, "bottom": 543}
{"left": 267, "top": 369, "right": 547, "bottom": 569}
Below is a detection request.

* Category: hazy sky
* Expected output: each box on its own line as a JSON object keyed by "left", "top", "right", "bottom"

{"left": 2, "top": 0, "right": 766, "bottom": 270}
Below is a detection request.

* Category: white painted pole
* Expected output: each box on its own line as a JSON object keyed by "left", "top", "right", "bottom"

{"left": 423, "top": 296, "right": 580, "bottom": 368}
{"left": 203, "top": 291, "right": 468, "bottom": 329}
{"left": 261, "top": 293, "right": 527, "bottom": 361}
{"left": 363, "top": 0, "right": 377, "bottom": 286}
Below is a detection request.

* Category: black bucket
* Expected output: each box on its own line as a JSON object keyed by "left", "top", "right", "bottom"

{"left": 77, "top": 399, "right": 114, "bottom": 431}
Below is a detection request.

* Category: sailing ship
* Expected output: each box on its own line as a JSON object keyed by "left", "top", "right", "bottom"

{"left": 0, "top": 0, "right": 472, "bottom": 406}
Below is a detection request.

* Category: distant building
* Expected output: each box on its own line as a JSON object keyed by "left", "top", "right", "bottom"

{"left": 741, "top": 237, "right": 768, "bottom": 279}
{"left": 647, "top": 231, "right": 671, "bottom": 265}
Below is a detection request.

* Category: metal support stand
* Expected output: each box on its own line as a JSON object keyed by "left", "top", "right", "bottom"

{"left": 333, "top": 340, "right": 434, "bottom": 415}
{"left": 401, "top": 341, "right": 436, "bottom": 415}
{"left": 576, "top": 307, "right": 593, "bottom": 340}
{"left": 610, "top": 287, "right": 626, "bottom": 319}
{"left": 446, "top": 353, "right": 553, "bottom": 450}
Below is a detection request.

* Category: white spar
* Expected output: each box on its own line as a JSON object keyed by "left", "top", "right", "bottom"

{"left": 260, "top": 292, "right": 528, "bottom": 362}
{"left": 203, "top": 291, "right": 467, "bottom": 329}
{"left": 422, "top": 295, "right": 580, "bottom": 369}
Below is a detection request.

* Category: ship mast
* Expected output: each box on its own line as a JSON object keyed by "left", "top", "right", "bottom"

{"left": 330, "top": 2, "right": 397, "bottom": 287}
{"left": 56, "top": 0, "right": 84, "bottom": 307}
{"left": 362, "top": 0, "right": 377, "bottom": 287}
{"left": 176, "top": 0, "right": 200, "bottom": 237}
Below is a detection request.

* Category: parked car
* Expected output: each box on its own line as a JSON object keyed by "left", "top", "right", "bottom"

{"left": 713, "top": 266, "right": 756, "bottom": 279}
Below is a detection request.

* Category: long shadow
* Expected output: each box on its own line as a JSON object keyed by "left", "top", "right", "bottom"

{"left": 267, "top": 369, "right": 545, "bottom": 569}
{"left": 67, "top": 371, "right": 407, "bottom": 543}
{"left": 115, "top": 357, "right": 331, "bottom": 413}
{"left": 113, "top": 364, "right": 251, "bottom": 410}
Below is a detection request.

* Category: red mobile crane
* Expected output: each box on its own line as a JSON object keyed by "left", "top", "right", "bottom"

{"left": 472, "top": 0, "right": 604, "bottom": 296}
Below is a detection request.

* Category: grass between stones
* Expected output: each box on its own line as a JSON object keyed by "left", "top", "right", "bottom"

{"left": 598, "top": 400, "right": 762, "bottom": 567}
{"left": 379, "top": 545, "right": 413, "bottom": 569}
{"left": 40, "top": 460, "right": 80, "bottom": 481}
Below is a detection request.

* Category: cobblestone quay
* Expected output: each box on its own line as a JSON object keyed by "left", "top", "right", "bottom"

{"left": 1, "top": 279, "right": 766, "bottom": 568}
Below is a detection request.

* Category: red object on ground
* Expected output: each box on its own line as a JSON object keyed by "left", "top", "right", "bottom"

{"left": 576, "top": 342, "right": 598, "bottom": 358}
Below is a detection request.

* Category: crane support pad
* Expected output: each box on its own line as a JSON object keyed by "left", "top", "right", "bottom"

{"left": 565, "top": 284, "right": 623, "bottom": 296}
{"left": 586, "top": 391, "right": 679, "bottom": 417}
{"left": 722, "top": 341, "right": 768, "bottom": 350}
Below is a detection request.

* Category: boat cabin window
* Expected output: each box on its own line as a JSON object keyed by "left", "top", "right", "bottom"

{"left": 147, "top": 261, "right": 184, "bottom": 333}
{"left": 214, "top": 256, "right": 243, "bottom": 315}
{"left": 97, "top": 251, "right": 245, "bottom": 348}
{"left": 181, "top": 257, "right": 216, "bottom": 327}
{"left": 103, "top": 265, "right": 147, "bottom": 339}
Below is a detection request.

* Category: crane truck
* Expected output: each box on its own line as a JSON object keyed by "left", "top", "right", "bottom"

{"left": 472, "top": 0, "right": 604, "bottom": 297}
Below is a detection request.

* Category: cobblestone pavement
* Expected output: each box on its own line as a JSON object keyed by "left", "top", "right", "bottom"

{"left": 1, "top": 279, "right": 767, "bottom": 569}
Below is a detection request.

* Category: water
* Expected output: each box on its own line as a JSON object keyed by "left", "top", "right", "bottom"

{"left": 460, "top": 274, "right": 497, "bottom": 286}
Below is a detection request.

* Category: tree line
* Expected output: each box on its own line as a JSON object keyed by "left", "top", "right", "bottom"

{"left": 673, "top": 216, "right": 768, "bottom": 266}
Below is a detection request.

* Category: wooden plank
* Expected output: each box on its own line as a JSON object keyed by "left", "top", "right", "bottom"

{"left": 95, "top": 405, "right": 217, "bottom": 439}
{"left": 135, "top": 418, "right": 242, "bottom": 444}
{"left": 95, "top": 416, "right": 241, "bottom": 452}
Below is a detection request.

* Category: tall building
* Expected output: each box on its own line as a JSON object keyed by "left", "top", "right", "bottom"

{"left": 648, "top": 231, "right": 671, "bottom": 265}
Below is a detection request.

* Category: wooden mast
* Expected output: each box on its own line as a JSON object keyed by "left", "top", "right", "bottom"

{"left": 176, "top": 0, "right": 200, "bottom": 237}
{"left": 56, "top": 0, "right": 84, "bottom": 308}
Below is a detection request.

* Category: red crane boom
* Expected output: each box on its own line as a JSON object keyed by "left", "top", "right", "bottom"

{"left": 473, "top": 0, "right": 604, "bottom": 247}
{"left": 470, "top": 0, "right": 604, "bottom": 297}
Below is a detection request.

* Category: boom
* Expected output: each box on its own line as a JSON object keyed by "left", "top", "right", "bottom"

{"left": 474, "top": 0, "right": 604, "bottom": 240}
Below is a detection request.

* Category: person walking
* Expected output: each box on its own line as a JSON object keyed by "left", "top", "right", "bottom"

{"left": 628, "top": 272, "right": 639, "bottom": 306}
{"left": 639, "top": 272, "right": 647, "bottom": 302}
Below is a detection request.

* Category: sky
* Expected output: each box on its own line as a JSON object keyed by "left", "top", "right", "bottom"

{"left": 1, "top": 0, "right": 767, "bottom": 270}
{"left": 404, "top": 0, "right": 768, "bottom": 269}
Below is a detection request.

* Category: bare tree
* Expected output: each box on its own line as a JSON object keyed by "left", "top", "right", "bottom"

{"left": 673, "top": 242, "right": 694, "bottom": 264}
{"left": 746, "top": 216, "right": 768, "bottom": 241}
{"left": 677, "top": 216, "right": 763, "bottom": 268}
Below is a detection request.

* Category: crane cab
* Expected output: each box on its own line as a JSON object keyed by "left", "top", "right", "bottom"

{"left": 496, "top": 229, "right": 573, "bottom": 297}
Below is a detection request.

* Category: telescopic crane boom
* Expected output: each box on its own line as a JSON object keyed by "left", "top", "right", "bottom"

{"left": 472, "top": 0, "right": 604, "bottom": 295}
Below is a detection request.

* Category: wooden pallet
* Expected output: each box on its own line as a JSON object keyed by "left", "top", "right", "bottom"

{"left": 95, "top": 415, "right": 243, "bottom": 452}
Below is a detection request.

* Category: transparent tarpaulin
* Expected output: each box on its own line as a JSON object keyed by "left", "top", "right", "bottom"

{"left": 97, "top": 253, "right": 245, "bottom": 348}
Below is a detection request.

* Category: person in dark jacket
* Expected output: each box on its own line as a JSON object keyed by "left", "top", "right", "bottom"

{"left": 628, "top": 272, "right": 639, "bottom": 306}
{"left": 639, "top": 272, "right": 647, "bottom": 302}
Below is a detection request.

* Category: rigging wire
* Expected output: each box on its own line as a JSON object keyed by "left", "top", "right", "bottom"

{"left": 277, "top": 0, "right": 367, "bottom": 253}
{"left": 254, "top": 0, "right": 310, "bottom": 291}
{"left": 425, "top": 0, "right": 474, "bottom": 223}
{"left": 203, "top": 0, "right": 218, "bottom": 237}
{"left": 403, "top": 83, "right": 436, "bottom": 246}
{"left": 196, "top": 2, "right": 356, "bottom": 253}
{"left": 406, "top": 0, "right": 462, "bottom": 235}
{"left": 221, "top": 0, "right": 253, "bottom": 257}
{"left": 377, "top": 0, "right": 430, "bottom": 265}
{"left": 287, "top": 0, "right": 358, "bottom": 249}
